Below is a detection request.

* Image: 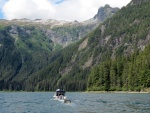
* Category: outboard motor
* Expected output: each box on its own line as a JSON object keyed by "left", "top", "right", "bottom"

{"left": 64, "top": 97, "right": 71, "bottom": 103}
{"left": 64, "top": 99, "right": 71, "bottom": 103}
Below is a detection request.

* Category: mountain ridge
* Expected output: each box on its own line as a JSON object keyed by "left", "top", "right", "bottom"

{"left": 0, "top": 1, "right": 150, "bottom": 91}
{"left": 0, "top": 5, "right": 119, "bottom": 91}
{"left": 0, "top": 4, "right": 119, "bottom": 47}
{"left": 43, "top": 0, "right": 150, "bottom": 91}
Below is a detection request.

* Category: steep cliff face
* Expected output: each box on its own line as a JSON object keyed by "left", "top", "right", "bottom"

{"left": 45, "top": 5, "right": 119, "bottom": 47}
{"left": 93, "top": 4, "right": 119, "bottom": 22}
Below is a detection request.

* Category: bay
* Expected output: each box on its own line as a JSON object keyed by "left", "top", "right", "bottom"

{"left": 0, "top": 92, "right": 150, "bottom": 113}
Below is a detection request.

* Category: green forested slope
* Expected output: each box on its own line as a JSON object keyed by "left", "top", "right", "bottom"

{"left": 25, "top": 1, "right": 150, "bottom": 92}
{"left": 0, "top": 5, "right": 119, "bottom": 91}
{"left": 88, "top": 45, "right": 150, "bottom": 91}
{"left": 87, "top": 1, "right": 150, "bottom": 91}
{"left": 0, "top": 26, "right": 54, "bottom": 90}
{"left": 42, "top": 0, "right": 150, "bottom": 90}
{"left": 0, "top": 0, "right": 150, "bottom": 91}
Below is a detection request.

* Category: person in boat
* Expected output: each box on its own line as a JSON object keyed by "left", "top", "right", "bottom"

{"left": 54, "top": 89, "right": 65, "bottom": 100}
{"left": 54, "top": 89, "right": 71, "bottom": 103}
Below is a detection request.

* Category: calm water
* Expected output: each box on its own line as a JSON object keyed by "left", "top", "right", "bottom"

{"left": 0, "top": 92, "right": 150, "bottom": 113}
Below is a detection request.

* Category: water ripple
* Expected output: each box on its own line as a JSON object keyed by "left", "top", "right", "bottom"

{"left": 0, "top": 92, "right": 150, "bottom": 113}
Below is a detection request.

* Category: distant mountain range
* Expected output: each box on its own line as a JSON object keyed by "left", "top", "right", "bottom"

{"left": 0, "top": 0, "right": 150, "bottom": 92}
{"left": 0, "top": 5, "right": 119, "bottom": 48}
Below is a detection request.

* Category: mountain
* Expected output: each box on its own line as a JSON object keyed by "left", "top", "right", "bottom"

{"left": 0, "top": 5, "right": 119, "bottom": 48}
{"left": 0, "top": 0, "right": 150, "bottom": 91}
{"left": 1, "top": 1, "right": 149, "bottom": 92}
{"left": 93, "top": 4, "right": 119, "bottom": 22}
{"left": 27, "top": 0, "right": 149, "bottom": 91}
{"left": 0, "top": 5, "right": 119, "bottom": 91}
{"left": 86, "top": 1, "right": 150, "bottom": 91}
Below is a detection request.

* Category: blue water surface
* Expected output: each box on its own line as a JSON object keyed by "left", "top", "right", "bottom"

{"left": 0, "top": 92, "right": 150, "bottom": 113}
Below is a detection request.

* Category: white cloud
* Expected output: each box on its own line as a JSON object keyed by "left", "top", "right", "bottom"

{"left": 100, "top": 0, "right": 131, "bottom": 8}
{"left": 2, "top": 0, "right": 131, "bottom": 21}
{"left": 53, "top": 0, "right": 101, "bottom": 21}
{"left": 2, "top": 0, "right": 55, "bottom": 20}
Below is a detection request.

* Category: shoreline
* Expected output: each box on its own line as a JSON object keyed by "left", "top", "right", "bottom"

{"left": 0, "top": 90, "right": 150, "bottom": 94}
{"left": 85, "top": 91, "right": 150, "bottom": 94}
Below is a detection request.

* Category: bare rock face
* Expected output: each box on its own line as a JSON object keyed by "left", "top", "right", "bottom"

{"left": 0, "top": 5, "right": 119, "bottom": 48}
{"left": 93, "top": 4, "right": 119, "bottom": 22}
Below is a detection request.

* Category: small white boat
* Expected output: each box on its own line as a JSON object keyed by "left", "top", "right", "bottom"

{"left": 53, "top": 89, "right": 71, "bottom": 103}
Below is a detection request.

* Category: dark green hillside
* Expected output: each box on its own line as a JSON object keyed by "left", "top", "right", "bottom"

{"left": 23, "top": 43, "right": 86, "bottom": 91}
{"left": 87, "top": 1, "right": 150, "bottom": 91}
{"left": 0, "top": 26, "right": 54, "bottom": 90}
{"left": 34, "top": 0, "right": 150, "bottom": 91}
{"left": 88, "top": 45, "right": 150, "bottom": 91}
{"left": 0, "top": 4, "right": 119, "bottom": 91}
{"left": 0, "top": 0, "right": 150, "bottom": 91}
{"left": 130, "top": 0, "right": 149, "bottom": 5}
{"left": 0, "top": 27, "right": 22, "bottom": 81}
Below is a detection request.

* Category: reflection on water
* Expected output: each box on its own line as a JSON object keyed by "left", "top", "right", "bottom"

{"left": 0, "top": 92, "right": 149, "bottom": 113}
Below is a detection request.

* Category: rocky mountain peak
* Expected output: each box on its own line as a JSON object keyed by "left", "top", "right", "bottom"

{"left": 93, "top": 4, "right": 119, "bottom": 22}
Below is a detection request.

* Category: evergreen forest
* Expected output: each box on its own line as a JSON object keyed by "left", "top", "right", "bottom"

{"left": 0, "top": 0, "right": 150, "bottom": 92}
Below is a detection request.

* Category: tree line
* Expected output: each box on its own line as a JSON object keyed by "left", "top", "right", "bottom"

{"left": 87, "top": 45, "right": 150, "bottom": 91}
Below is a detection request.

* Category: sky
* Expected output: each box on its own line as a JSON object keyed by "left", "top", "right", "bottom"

{"left": 0, "top": 0, "right": 132, "bottom": 21}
